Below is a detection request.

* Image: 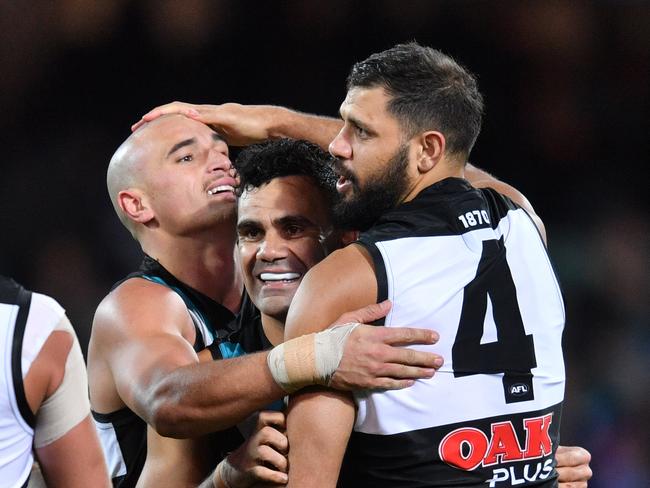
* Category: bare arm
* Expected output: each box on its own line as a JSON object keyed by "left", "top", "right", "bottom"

{"left": 465, "top": 163, "right": 547, "bottom": 243}
{"left": 133, "top": 101, "right": 343, "bottom": 151}
{"left": 284, "top": 245, "right": 380, "bottom": 487}
{"left": 34, "top": 416, "right": 110, "bottom": 488}
{"left": 90, "top": 279, "right": 285, "bottom": 438}
{"left": 25, "top": 329, "right": 110, "bottom": 487}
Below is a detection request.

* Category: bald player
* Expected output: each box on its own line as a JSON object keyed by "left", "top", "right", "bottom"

{"left": 89, "top": 114, "right": 446, "bottom": 487}
{"left": 136, "top": 83, "right": 591, "bottom": 486}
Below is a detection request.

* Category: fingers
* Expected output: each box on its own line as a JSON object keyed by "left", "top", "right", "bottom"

{"left": 558, "top": 483, "right": 588, "bottom": 488}
{"left": 556, "top": 445, "right": 592, "bottom": 468}
{"left": 257, "top": 410, "right": 286, "bottom": 431}
{"left": 377, "top": 326, "right": 439, "bottom": 346}
{"left": 256, "top": 443, "right": 288, "bottom": 472}
{"left": 380, "top": 344, "right": 444, "bottom": 369}
{"left": 253, "top": 423, "right": 289, "bottom": 455}
{"left": 249, "top": 465, "right": 288, "bottom": 485}
{"left": 333, "top": 300, "right": 391, "bottom": 325}
{"left": 131, "top": 102, "right": 202, "bottom": 132}
{"left": 557, "top": 466, "right": 593, "bottom": 484}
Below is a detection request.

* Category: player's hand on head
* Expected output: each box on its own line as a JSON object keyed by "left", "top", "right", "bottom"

{"left": 328, "top": 300, "right": 444, "bottom": 391}
{"left": 556, "top": 445, "right": 592, "bottom": 487}
{"left": 131, "top": 101, "right": 279, "bottom": 147}
{"left": 217, "top": 410, "right": 288, "bottom": 487}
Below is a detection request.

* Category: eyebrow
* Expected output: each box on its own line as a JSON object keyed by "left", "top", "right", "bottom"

{"left": 275, "top": 215, "right": 319, "bottom": 229}
{"left": 166, "top": 137, "right": 196, "bottom": 158}
{"left": 237, "top": 219, "right": 261, "bottom": 232}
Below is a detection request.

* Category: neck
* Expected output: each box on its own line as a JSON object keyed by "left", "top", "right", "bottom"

{"left": 260, "top": 314, "right": 285, "bottom": 347}
{"left": 140, "top": 226, "right": 243, "bottom": 313}
{"left": 403, "top": 154, "right": 466, "bottom": 202}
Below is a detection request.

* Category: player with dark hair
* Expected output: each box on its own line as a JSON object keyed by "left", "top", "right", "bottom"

{"left": 90, "top": 114, "right": 445, "bottom": 487}
{"left": 231, "top": 138, "right": 590, "bottom": 487}
{"left": 285, "top": 41, "right": 565, "bottom": 487}
{"left": 136, "top": 43, "right": 571, "bottom": 487}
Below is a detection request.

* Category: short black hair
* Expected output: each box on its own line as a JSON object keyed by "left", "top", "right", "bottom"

{"left": 347, "top": 42, "right": 484, "bottom": 156}
{"left": 235, "top": 139, "right": 338, "bottom": 206}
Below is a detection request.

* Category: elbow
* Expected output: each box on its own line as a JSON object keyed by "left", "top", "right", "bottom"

{"left": 146, "top": 379, "right": 196, "bottom": 439}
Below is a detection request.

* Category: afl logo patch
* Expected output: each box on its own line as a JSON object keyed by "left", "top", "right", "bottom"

{"left": 510, "top": 383, "right": 529, "bottom": 396}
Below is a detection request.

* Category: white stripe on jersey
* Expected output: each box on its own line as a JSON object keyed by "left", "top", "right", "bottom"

{"left": 354, "top": 208, "right": 565, "bottom": 435}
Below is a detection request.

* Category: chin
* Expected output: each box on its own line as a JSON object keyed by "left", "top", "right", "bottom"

{"left": 258, "top": 298, "right": 291, "bottom": 321}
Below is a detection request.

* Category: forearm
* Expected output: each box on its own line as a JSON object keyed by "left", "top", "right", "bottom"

{"left": 465, "top": 162, "right": 547, "bottom": 243}
{"left": 286, "top": 388, "right": 355, "bottom": 488}
{"left": 147, "top": 352, "right": 285, "bottom": 438}
{"left": 267, "top": 107, "right": 342, "bottom": 151}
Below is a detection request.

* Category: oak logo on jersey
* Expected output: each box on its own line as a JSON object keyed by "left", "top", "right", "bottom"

{"left": 438, "top": 413, "right": 553, "bottom": 471}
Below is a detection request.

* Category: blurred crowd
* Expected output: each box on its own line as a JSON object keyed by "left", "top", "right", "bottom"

{"left": 0, "top": 1, "right": 647, "bottom": 486}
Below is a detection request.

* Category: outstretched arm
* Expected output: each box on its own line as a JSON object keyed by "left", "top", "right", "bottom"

{"left": 91, "top": 279, "right": 441, "bottom": 438}
{"left": 132, "top": 101, "right": 343, "bottom": 151}
{"left": 90, "top": 278, "right": 286, "bottom": 438}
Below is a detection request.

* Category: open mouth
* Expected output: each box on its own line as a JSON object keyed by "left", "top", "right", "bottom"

{"left": 258, "top": 272, "right": 301, "bottom": 283}
{"left": 207, "top": 185, "right": 236, "bottom": 195}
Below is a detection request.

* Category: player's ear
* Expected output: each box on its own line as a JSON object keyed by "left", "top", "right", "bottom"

{"left": 340, "top": 230, "right": 359, "bottom": 246}
{"left": 118, "top": 188, "right": 154, "bottom": 225}
{"left": 416, "top": 131, "right": 445, "bottom": 173}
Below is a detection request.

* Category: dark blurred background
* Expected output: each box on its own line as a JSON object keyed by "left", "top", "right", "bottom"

{"left": 0, "top": 1, "right": 647, "bottom": 485}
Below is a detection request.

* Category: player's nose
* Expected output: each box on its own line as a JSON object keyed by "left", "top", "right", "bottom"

{"left": 329, "top": 129, "right": 352, "bottom": 160}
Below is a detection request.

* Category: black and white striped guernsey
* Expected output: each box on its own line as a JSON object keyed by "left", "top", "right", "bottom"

{"left": 340, "top": 178, "right": 565, "bottom": 487}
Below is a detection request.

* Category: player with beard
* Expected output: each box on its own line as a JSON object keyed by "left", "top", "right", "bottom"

{"left": 135, "top": 43, "right": 570, "bottom": 487}
{"left": 285, "top": 42, "right": 567, "bottom": 488}
{"left": 229, "top": 138, "right": 590, "bottom": 487}
{"left": 91, "top": 114, "right": 449, "bottom": 488}
{"left": 135, "top": 43, "right": 564, "bottom": 487}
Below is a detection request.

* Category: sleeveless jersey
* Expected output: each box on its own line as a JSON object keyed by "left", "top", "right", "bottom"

{"left": 340, "top": 178, "right": 565, "bottom": 487}
{"left": 0, "top": 276, "right": 67, "bottom": 488}
{"left": 92, "top": 256, "right": 245, "bottom": 488}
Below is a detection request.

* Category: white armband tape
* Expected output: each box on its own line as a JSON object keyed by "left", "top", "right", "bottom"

{"left": 266, "top": 323, "right": 359, "bottom": 393}
{"left": 33, "top": 316, "right": 91, "bottom": 448}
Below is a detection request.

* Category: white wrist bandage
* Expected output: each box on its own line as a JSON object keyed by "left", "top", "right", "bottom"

{"left": 215, "top": 456, "right": 235, "bottom": 488}
{"left": 266, "top": 322, "right": 359, "bottom": 393}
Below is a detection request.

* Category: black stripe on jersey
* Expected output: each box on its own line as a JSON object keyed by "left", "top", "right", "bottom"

{"left": 12, "top": 286, "right": 36, "bottom": 428}
{"left": 92, "top": 407, "right": 147, "bottom": 488}
{"left": 353, "top": 242, "right": 388, "bottom": 326}
{"left": 340, "top": 402, "right": 562, "bottom": 488}
{"left": 358, "top": 178, "right": 520, "bottom": 244}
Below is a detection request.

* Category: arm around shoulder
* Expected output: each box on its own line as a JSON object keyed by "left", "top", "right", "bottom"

{"left": 465, "top": 163, "right": 547, "bottom": 244}
{"left": 90, "top": 279, "right": 287, "bottom": 438}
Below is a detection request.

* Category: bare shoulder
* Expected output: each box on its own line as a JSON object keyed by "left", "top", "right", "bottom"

{"left": 90, "top": 278, "right": 195, "bottom": 351}
{"left": 286, "top": 244, "right": 378, "bottom": 337}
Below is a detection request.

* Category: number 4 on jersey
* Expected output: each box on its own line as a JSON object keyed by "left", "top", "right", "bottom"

{"left": 452, "top": 237, "right": 537, "bottom": 404}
